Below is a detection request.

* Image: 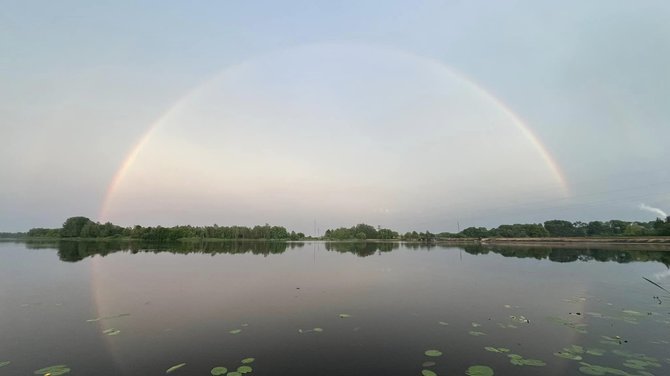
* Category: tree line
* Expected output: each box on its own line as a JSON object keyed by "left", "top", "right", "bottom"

{"left": 14, "top": 215, "right": 670, "bottom": 242}
{"left": 325, "top": 218, "right": 670, "bottom": 240}
{"left": 26, "top": 216, "right": 307, "bottom": 241}
{"left": 446, "top": 218, "right": 670, "bottom": 238}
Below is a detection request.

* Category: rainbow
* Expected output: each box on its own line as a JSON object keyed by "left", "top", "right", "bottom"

{"left": 98, "top": 43, "right": 569, "bottom": 223}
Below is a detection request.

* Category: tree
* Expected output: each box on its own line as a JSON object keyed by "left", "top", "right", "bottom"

{"left": 461, "top": 227, "right": 489, "bottom": 238}
{"left": 543, "top": 220, "right": 578, "bottom": 237}
{"left": 61, "top": 216, "right": 94, "bottom": 237}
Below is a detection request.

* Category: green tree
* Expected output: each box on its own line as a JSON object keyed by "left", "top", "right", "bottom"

{"left": 543, "top": 220, "right": 578, "bottom": 237}
{"left": 61, "top": 216, "right": 94, "bottom": 238}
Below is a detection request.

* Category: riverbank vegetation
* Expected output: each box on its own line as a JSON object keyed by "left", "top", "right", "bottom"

{"left": 23, "top": 216, "right": 306, "bottom": 241}
{"left": 6, "top": 215, "right": 670, "bottom": 242}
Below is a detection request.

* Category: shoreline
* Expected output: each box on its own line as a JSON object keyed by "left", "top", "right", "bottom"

{"left": 3, "top": 236, "right": 670, "bottom": 245}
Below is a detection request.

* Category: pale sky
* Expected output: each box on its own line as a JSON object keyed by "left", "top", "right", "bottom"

{"left": 2, "top": 1, "right": 669, "bottom": 233}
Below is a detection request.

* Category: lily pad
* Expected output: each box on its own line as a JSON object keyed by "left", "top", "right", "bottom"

{"left": 578, "top": 362, "right": 629, "bottom": 376}
{"left": 47, "top": 368, "right": 70, "bottom": 376}
{"left": 471, "top": 322, "right": 482, "bottom": 327}
{"left": 566, "top": 345, "right": 585, "bottom": 354}
{"left": 103, "top": 328, "right": 121, "bottom": 336}
{"left": 509, "top": 315, "right": 529, "bottom": 323}
{"left": 313, "top": 327, "right": 323, "bottom": 332}
{"left": 424, "top": 350, "right": 443, "bottom": 357}
{"left": 86, "top": 313, "right": 130, "bottom": 322}
{"left": 484, "top": 347, "right": 509, "bottom": 353}
{"left": 554, "top": 352, "right": 582, "bottom": 361}
{"left": 166, "top": 363, "right": 186, "bottom": 373}
{"left": 211, "top": 367, "right": 228, "bottom": 375}
{"left": 507, "top": 354, "right": 546, "bottom": 366}
{"left": 438, "top": 321, "right": 449, "bottom": 326}
{"left": 422, "top": 361, "right": 436, "bottom": 367}
{"left": 338, "top": 313, "right": 352, "bottom": 318}
{"left": 469, "top": 331, "right": 486, "bottom": 336}
{"left": 586, "top": 348, "right": 606, "bottom": 356}
{"left": 34, "top": 365, "right": 69, "bottom": 375}
{"left": 236, "top": 365, "right": 252, "bottom": 374}
{"left": 241, "top": 358, "right": 255, "bottom": 364}
{"left": 229, "top": 329, "right": 242, "bottom": 335}
{"left": 0, "top": 361, "right": 10, "bottom": 368}
{"left": 547, "top": 316, "right": 588, "bottom": 333}
{"left": 466, "top": 365, "right": 494, "bottom": 376}
{"left": 422, "top": 370, "right": 437, "bottom": 376}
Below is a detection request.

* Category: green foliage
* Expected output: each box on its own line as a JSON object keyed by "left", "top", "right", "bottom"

{"left": 27, "top": 217, "right": 302, "bottom": 242}
{"left": 543, "top": 220, "right": 580, "bottom": 237}
{"left": 60, "top": 216, "right": 93, "bottom": 237}
{"left": 653, "top": 217, "right": 670, "bottom": 235}
{"left": 323, "top": 223, "right": 398, "bottom": 240}
{"left": 0, "top": 231, "right": 27, "bottom": 238}
{"left": 490, "top": 224, "right": 549, "bottom": 238}
{"left": 21, "top": 215, "right": 670, "bottom": 244}
{"left": 461, "top": 227, "right": 490, "bottom": 238}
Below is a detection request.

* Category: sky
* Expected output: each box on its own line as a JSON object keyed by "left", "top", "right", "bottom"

{"left": 1, "top": 0, "right": 669, "bottom": 233}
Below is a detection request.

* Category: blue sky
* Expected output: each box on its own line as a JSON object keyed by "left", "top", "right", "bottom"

{"left": 2, "top": 1, "right": 669, "bottom": 232}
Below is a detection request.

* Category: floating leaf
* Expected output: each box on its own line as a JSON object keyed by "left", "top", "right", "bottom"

{"left": 469, "top": 331, "right": 486, "bottom": 336}
{"left": 424, "top": 350, "right": 442, "bottom": 357}
{"left": 578, "top": 365, "right": 606, "bottom": 375}
{"left": 86, "top": 313, "right": 130, "bottom": 322}
{"left": 586, "top": 348, "right": 605, "bottom": 356}
{"left": 236, "top": 365, "right": 252, "bottom": 374}
{"left": 241, "top": 358, "right": 255, "bottom": 364}
{"left": 34, "top": 365, "right": 68, "bottom": 375}
{"left": 103, "top": 328, "right": 121, "bottom": 336}
{"left": 47, "top": 368, "right": 70, "bottom": 376}
{"left": 0, "top": 361, "right": 10, "bottom": 368}
{"left": 507, "top": 354, "right": 546, "bottom": 366}
{"left": 421, "top": 369, "right": 437, "bottom": 376}
{"left": 211, "top": 367, "right": 228, "bottom": 375}
{"left": 240, "top": 323, "right": 249, "bottom": 327}
{"left": 466, "top": 365, "right": 494, "bottom": 376}
{"left": 578, "top": 362, "right": 629, "bottom": 376}
{"left": 554, "top": 352, "right": 582, "bottom": 361}
{"left": 338, "top": 313, "right": 351, "bottom": 318}
{"left": 166, "top": 363, "right": 186, "bottom": 373}
{"left": 509, "top": 315, "right": 529, "bottom": 323}
{"left": 522, "top": 359, "right": 545, "bottom": 366}
{"left": 547, "top": 316, "right": 588, "bottom": 334}
{"left": 471, "top": 322, "right": 482, "bottom": 327}
{"left": 485, "top": 347, "right": 510, "bottom": 353}
{"left": 313, "top": 328, "right": 323, "bottom": 332}
{"left": 438, "top": 321, "right": 449, "bottom": 326}
{"left": 566, "top": 345, "right": 585, "bottom": 354}
{"left": 229, "top": 329, "right": 242, "bottom": 335}
{"left": 422, "top": 361, "right": 436, "bottom": 367}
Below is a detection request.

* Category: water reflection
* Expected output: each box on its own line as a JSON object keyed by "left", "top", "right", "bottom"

{"left": 16, "top": 239, "right": 670, "bottom": 267}
{"left": 462, "top": 245, "right": 670, "bottom": 266}
{"left": 2, "top": 240, "right": 669, "bottom": 376}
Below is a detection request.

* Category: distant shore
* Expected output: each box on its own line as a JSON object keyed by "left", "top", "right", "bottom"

{"left": 5, "top": 235, "right": 670, "bottom": 246}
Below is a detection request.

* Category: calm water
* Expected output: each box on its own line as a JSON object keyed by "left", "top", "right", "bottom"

{"left": 1, "top": 241, "right": 669, "bottom": 375}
